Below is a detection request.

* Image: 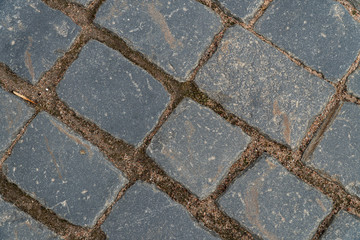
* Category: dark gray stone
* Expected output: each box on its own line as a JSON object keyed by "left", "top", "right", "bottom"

{"left": 218, "top": 0, "right": 262, "bottom": 22}
{"left": 57, "top": 40, "right": 170, "bottom": 146}
{"left": 3, "top": 112, "right": 127, "bottom": 227}
{"left": 0, "top": 0, "right": 80, "bottom": 84}
{"left": 218, "top": 155, "right": 332, "bottom": 240}
{"left": 349, "top": 0, "right": 360, "bottom": 10}
{"left": 0, "top": 197, "right": 60, "bottom": 240}
{"left": 254, "top": 0, "right": 360, "bottom": 81}
{"left": 95, "top": 0, "right": 222, "bottom": 81}
{"left": 102, "top": 182, "right": 220, "bottom": 240}
{"left": 322, "top": 210, "right": 360, "bottom": 240}
{"left": 348, "top": 68, "right": 360, "bottom": 97}
{"left": 195, "top": 25, "right": 333, "bottom": 148}
{"left": 147, "top": 98, "right": 250, "bottom": 198}
{"left": 308, "top": 103, "right": 360, "bottom": 197}
{"left": 0, "top": 89, "right": 34, "bottom": 156}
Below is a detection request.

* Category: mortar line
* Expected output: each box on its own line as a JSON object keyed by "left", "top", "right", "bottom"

{"left": 36, "top": 30, "right": 90, "bottom": 88}
{"left": 93, "top": 181, "right": 135, "bottom": 229}
{"left": 247, "top": 0, "right": 274, "bottom": 28}
{"left": 338, "top": 51, "right": 360, "bottom": 86}
{"left": 335, "top": 0, "right": 360, "bottom": 22}
{"left": 311, "top": 206, "right": 340, "bottom": 240}
{"left": 343, "top": 92, "right": 360, "bottom": 105}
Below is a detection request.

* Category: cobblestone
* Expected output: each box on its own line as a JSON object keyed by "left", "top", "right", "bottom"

{"left": 0, "top": 89, "right": 34, "bottom": 156}
{"left": 3, "top": 112, "right": 127, "bottom": 227}
{"left": 57, "top": 40, "right": 170, "bottom": 146}
{"left": 255, "top": 0, "right": 360, "bottom": 81}
{"left": 95, "top": 0, "right": 222, "bottom": 81}
{"left": 307, "top": 103, "right": 360, "bottom": 197}
{"left": 321, "top": 210, "right": 360, "bottom": 240}
{"left": 147, "top": 98, "right": 250, "bottom": 198}
{"left": 0, "top": 0, "right": 80, "bottom": 84}
{"left": 0, "top": 197, "right": 60, "bottom": 240}
{"left": 219, "top": 155, "right": 332, "bottom": 240}
{"left": 195, "top": 25, "right": 333, "bottom": 148}
{"left": 102, "top": 182, "right": 220, "bottom": 239}
{"left": 0, "top": 0, "right": 360, "bottom": 239}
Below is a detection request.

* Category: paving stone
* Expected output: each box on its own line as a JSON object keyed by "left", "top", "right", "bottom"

{"left": 57, "top": 40, "right": 170, "bottom": 146}
{"left": 0, "top": 197, "right": 60, "bottom": 240}
{"left": 3, "top": 112, "right": 127, "bottom": 227}
{"left": 102, "top": 181, "right": 220, "bottom": 240}
{"left": 0, "top": 0, "right": 80, "bottom": 84}
{"left": 322, "top": 210, "right": 360, "bottom": 240}
{"left": 307, "top": 103, "right": 360, "bottom": 197}
{"left": 348, "top": 67, "right": 360, "bottom": 96}
{"left": 218, "top": 0, "right": 262, "bottom": 22}
{"left": 147, "top": 98, "right": 250, "bottom": 198}
{"left": 218, "top": 155, "right": 332, "bottom": 240}
{"left": 349, "top": 0, "right": 360, "bottom": 10}
{"left": 254, "top": 0, "right": 360, "bottom": 81}
{"left": 195, "top": 25, "right": 333, "bottom": 148}
{"left": 0, "top": 89, "right": 34, "bottom": 156}
{"left": 95, "top": 0, "right": 222, "bottom": 81}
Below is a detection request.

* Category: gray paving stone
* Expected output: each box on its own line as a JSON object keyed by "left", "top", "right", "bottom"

{"left": 348, "top": 68, "right": 360, "bottom": 96}
{"left": 218, "top": 155, "right": 332, "bottom": 240}
{"left": 0, "top": 0, "right": 80, "bottom": 84}
{"left": 147, "top": 98, "right": 251, "bottom": 198}
{"left": 57, "top": 40, "right": 170, "bottom": 146}
{"left": 3, "top": 112, "right": 127, "bottom": 227}
{"left": 218, "top": 0, "right": 262, "bottom": 22}
{"left": 254, "top": 0, "right": 360, "bottom": 81}
{"left": 0, "top": 197, "right": 60, "bottom": 240}
{"left": 102, "top": 181, "right": 220, "bottom": 240}
{"left": 95, "top": 0, "right": 222, "bottom": 81}
{"left": 308, "top": 103, "right": 360, "bottom": 197}
{"left": 322, "top": 210, "right": 360, "bottom": 240}
{"left": 0, "top": 89, "right": 34, "bottom": 156}
{"left": 349, "top": 0, "right": 360, "bottom": 10}
{"left": 195, "top": 25, "right": 333, "bottom": 148}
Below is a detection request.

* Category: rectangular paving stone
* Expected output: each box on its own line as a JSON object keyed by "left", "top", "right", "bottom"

{"left": 254, "top": 0, "right": 360, "bottom": 81}
{"left": 322, "top": 210, "right": 360, "bottom": 240}
{"left": 348, "top": 67, "right": 360, "bottom": 97}
{"left": 195, "top": 25, "right": 333, "bottom": 149}
{"left": 57, "top": 40, "right": 170, "bottom": 146}
{"left": 3, "top": 112, "right": 128, "bottom": 227}
{"left": 218, "top": 155, "right": 332, "bottom": 240}
{"left": 0, "top": 89, "right": 34, "bottom": 156}
{"left": 218, "top": 0, "right": 263, "bottom": 22}
{"left": 147, "top": 98, "right": 251, "bottom": 198}
{"left": 0, "top": 197, "right": 60, "bottom": 240}
{"left": 95, "top": 0, "right": 222, "bottom": 81}
{"left": 307, "top": 103, "right": 360, "bottom": 197}
{"left": 0, "top": 0, "right": 80, "bottom": 84}
{"left": 102, "top": 181, "right": 220, "bottom": 240}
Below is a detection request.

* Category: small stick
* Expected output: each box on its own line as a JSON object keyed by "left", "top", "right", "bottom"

{"left": 13, "top": 91, "right": 36, "bottom": 104}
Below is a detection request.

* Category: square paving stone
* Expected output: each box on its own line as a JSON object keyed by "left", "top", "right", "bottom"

{"left": 102, "top": 181, "right": 220, "bottom": 240}
{"left": 147, "top": 98, "right": 251, "bottom": 198}
{"left": 0, "top": 89, "right": 34, "bottom": 156}
{"left": 95, "top": 0, "right": 222, "bottom": 81}
{"left": 218, "top": 0, "right": 263, "bottom": 22}
{"left": 3, "top": 112, "right": 128, "bottom": 227}
{"left": 57, "top": 40, "right": 170, "bottom": 146}
{"left": 307, "top": 103, "right": 360, "bottom": 197}
{"left": 348, "top": 67, "right": 360, "bottom": 97}
{"left": 254, "top": 0, "right": 360, "bottom": 81}
{"left": 218, "top": 155, "right": 332, "bottom": 240}
{"left": 195, "top": 25, "right": 333, "bottom": 149}
{"left": 0, "top": 197, "right": 60, "bottom": 240}
{"left": 0, "top": 0, "right": 80, "bottom": 84}
{"left": 322, "top": 210, "right": 360, "bottom": 240}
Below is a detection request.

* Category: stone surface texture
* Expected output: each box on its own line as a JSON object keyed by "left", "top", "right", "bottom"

{"left": 95, "top": 0, "right": 222, "bottom": 81}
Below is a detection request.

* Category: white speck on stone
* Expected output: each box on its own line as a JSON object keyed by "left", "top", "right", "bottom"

{"left": 10, "top": 40, "right": 15, "bottom": 45}
{"left": 81, "top": 189, "right": 88, "bottom": 194}
{"left": 320, "top": 33, "right": 327, "bottom": 38}
{"left": 208, "top": 156, "right": 216, "bottom": 161}
{"left": 54, "top": 20, "right": 69, "bottom": 37}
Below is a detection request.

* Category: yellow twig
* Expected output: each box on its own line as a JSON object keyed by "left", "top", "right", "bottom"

{"left": 13, "top": 91, "right": 36, "bottom": 104}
